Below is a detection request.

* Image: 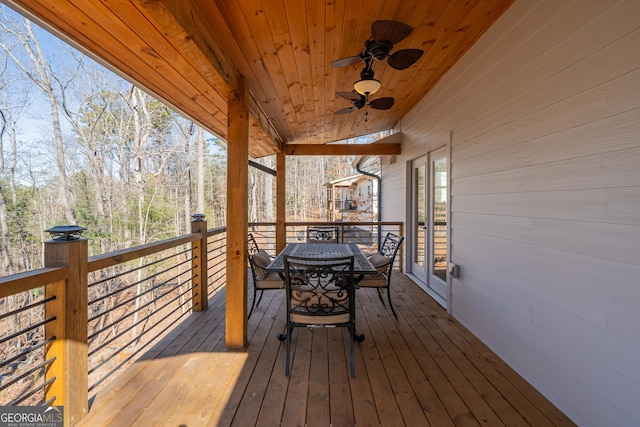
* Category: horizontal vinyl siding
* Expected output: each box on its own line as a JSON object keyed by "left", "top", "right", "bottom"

{"left": 386, "top": 0, "right": 640, "bottom": 425}
{"left": 379, "top": 159, "right": 407, "bottom": 221}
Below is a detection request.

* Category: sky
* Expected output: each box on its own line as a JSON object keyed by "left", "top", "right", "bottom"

{"left": 1, "top": 4, "right": 226, "bottom": 185}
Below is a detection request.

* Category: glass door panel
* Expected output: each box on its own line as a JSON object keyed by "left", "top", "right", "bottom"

{"left": 411, "top": 157, "right": 428, "bottom": 283}
{"left": 428, "top": 150, "right": 448, "bottom": 301}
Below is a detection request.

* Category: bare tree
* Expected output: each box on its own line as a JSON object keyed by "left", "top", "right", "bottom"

{"left": 196, "top": 127, "right": 205, "bottom": 214}
{"left": 0, "top": 100, "right": 11, "bottom": 272}
{"left": 0, "top": 16, "right": 76, "bottom": 224}
{"left": 0, "top": 50, "right": 33, "bottom": 273}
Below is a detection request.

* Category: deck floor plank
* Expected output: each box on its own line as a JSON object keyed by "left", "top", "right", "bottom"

{"left": 389, "top": 281, "right": 482, "bottom": 427}
{"left": 307, "top": 328, "right": 331, "bottom": 426}
{"left": 395, "top": 282, "right": 514, "bottom": 427}
{"left": 280, "top": 328, "right": 311, "bottom": 425}
{"left": 359, "top": 286, "right": 432, "bottom": 426}
{"left": 226, "top": 289, "right": 283, "bottom": 427}
{"left": 78, "top": 272, "right": 576, "bottom": 426}
{"left": 362, "top": 285, "right": 456, "bottom": 427}
{"left": 327, "top": 329, "right": 357, "bottom": 427}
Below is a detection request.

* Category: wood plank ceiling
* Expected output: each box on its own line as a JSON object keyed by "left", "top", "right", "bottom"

{"left": 6, "top": 0, "right": 513, "bottom": 159}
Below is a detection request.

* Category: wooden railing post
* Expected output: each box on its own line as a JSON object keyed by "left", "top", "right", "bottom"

{"left": 44, "top": 226, "right": 88, "bottom": 426}
{"left": 191, "top": 214, "right": 208, "bottom": 311}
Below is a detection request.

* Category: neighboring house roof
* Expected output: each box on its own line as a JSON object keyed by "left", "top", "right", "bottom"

{"left": 325, "top": 174, "right": 369, "bottom": 187}
{"left": 353, "top": 132, "right": 401, "bottom": 170}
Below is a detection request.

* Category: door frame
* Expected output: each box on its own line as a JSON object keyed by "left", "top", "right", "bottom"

{"left": 405, "top": 132, "right": 453, "bottom": 311}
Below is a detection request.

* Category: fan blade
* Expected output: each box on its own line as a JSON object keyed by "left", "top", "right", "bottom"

{"left": 371, "top": 20, "right": 412, "bottom": 44}
{"left": 369, "top": 97, "right": 394, "bottom": 110}
{"left": 388, "top": 49, "right": 424, "bottom": 70}
{"left": 334, "top": 107, "right": 356, "bottom": 115}
{"left": 331, "top": 55, "right": 362, "bottom": 67}
{"left": 336, "top": 91, "right": 362, "bottom": 102}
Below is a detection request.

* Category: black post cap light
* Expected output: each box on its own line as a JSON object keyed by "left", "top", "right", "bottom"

{"left": 45, "top": 225, "right": 86, "bottom": 241}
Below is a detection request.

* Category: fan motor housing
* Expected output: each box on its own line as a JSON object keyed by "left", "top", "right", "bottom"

{"left": 366, "top": 40, "right": 392, "bottom": 60}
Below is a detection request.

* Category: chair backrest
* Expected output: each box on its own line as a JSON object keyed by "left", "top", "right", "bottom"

{"left": 378, "top": 233, "right": 404, "bottom": 272}
{"left": 283, "top": 255, "right": 354, "bottom": 323}
{"left": 248, "top": 233, "right": 260, "bottom": 256}
{"left": 306, "top": 226, "right": 339, "bottom": 243}
{"left": 379, "top": 232, "right": 404, "bottom": 266}
{"left": 248, "top": 233, "right": 273, "bottom": 282}
{"left": 248, "top": 249, "right": 271, "bottom": 281}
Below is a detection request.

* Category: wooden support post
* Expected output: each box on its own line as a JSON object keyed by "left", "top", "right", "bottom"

{"left": 276, "top": 151, "right": 286, "bottom": 253}
{"left": 44, "top": 236, "right": 88, "bottom": 426}
{"left": 226, "top": 75, "right": 249, "bottom": 348}
{"left": 191, "top": 215, "right": 208, "bottom": 311}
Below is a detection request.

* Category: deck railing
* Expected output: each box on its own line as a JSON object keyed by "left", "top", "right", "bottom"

{"left": 0, "top": 220, "right": 400, "bottom": 425}
{"left": 0, "top": 218, "right": 225, "bottom": 425}
{"left": 249, "top": 221, "right": 403, "bottom": 270}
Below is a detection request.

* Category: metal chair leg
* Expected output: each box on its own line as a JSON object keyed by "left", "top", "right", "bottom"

{"left": 248, "top": 288, "right": 265, "bottom": 318}
{"left": 387, "top": 287, "right": 398, "bottom": 319}
{"left": 248, "top": 288, "right": 258, "bottom": 318}
{"left": 285, "top": 327, "right": 291, "bottom": 376}
{"left": 349, "top": 324, "right": 355, "bottom": 377}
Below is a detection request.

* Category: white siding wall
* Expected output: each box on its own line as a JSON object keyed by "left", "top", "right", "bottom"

{"left": 383, "top": 1, "right": 640, "bottom": 425}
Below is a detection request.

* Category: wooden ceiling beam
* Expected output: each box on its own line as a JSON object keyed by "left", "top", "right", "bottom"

{"left": 139, "top": 0, "right": 235, "bottom": 97}
{"left": 284, "top": 144, "right": 401, "bottom": 156}
{"left": 139, "top": 0, "right": 282, "bottom": 155}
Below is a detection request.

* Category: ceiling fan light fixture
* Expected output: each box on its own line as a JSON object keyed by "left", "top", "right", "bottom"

{"left": 354, "top": 78, "right": 381, "bottom": 95}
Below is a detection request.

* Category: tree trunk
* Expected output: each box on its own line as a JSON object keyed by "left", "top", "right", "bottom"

{"left": 196, "top": 128, "right": 205, "bottom": 213}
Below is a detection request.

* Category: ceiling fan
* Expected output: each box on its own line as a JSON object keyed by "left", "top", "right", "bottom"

{"left": 334, "top": 91, "right": 394, "bottom": 121}
{"left": 331, "top": 20, "right": 424, "bottom": 71}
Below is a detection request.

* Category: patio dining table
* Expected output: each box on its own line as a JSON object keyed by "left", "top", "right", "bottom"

{"left": 265, "top": 242, "right": 377, "bottom": 275}
{"left": 266, "top": 242, "right": 375, "bottom": 343}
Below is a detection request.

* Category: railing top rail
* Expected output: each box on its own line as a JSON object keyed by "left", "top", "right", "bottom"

{"left": 89, "top": 226, "right": 227, "bottom": 272}
{"left": 206, "top": 226, "right": 227, "bottom": 237}
{"left": 0, "top": 267, "right": 69, "bottom": 299}
{"left": 88, "top": 233, "right": 200, "bottom": 272}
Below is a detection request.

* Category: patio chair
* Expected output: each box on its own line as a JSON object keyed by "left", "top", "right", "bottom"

{"left": 280, "top": 255, "right": 358, "bottom": 377}
{"left": 247, "top": 233, "right": 283, "bottom": 318}
{"left": 306, "top": 226, "right": 340, "bottom": 243}
{"left": 356, "top": 232, "right": 404, "bottom": 319}
{"left": 248, "top": 233, "right": 261, "bottom": 256}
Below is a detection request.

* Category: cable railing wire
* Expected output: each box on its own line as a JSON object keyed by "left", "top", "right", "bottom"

{"left": 88, "top": 277, "right": 194, "bottom": 342}
{"left": 88, "top": 247, "right": 192, "bottom": 290}
{"left": 88, "top": 297, "right": 192, "bottom": 392}
{"left": 89, "top": 254, "right": 192, "bottom": 306}
{"left": 208, "top": 279, "right": 226, "bottom": 298}
{"left": 9, "top": 376, "right": 56, "bottom": 406}
{"left": 0, "top": 357, "right": 56, "bottom": 395}
{"left": 88, "top": 281, "right": 193, "bottom": 357}
{"left": 0, "top": 295, "right": 55, "bottom": 321}
{"left": 0, "top": 316, "right": 56, "bottom": 346}
{"left": 0, "top": 337, "right": 55, "bottom": 372}
{"left": 88, "top": 261, "right": 192, "bottom": 320}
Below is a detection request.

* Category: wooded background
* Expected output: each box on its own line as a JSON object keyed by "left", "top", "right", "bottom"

{"left": 0, "top": 9, "right": 370, "bottom": 275}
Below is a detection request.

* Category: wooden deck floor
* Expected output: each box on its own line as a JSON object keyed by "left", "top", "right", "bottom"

{"left": 78, "top": 273, "right": 575, "bottom": 426}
